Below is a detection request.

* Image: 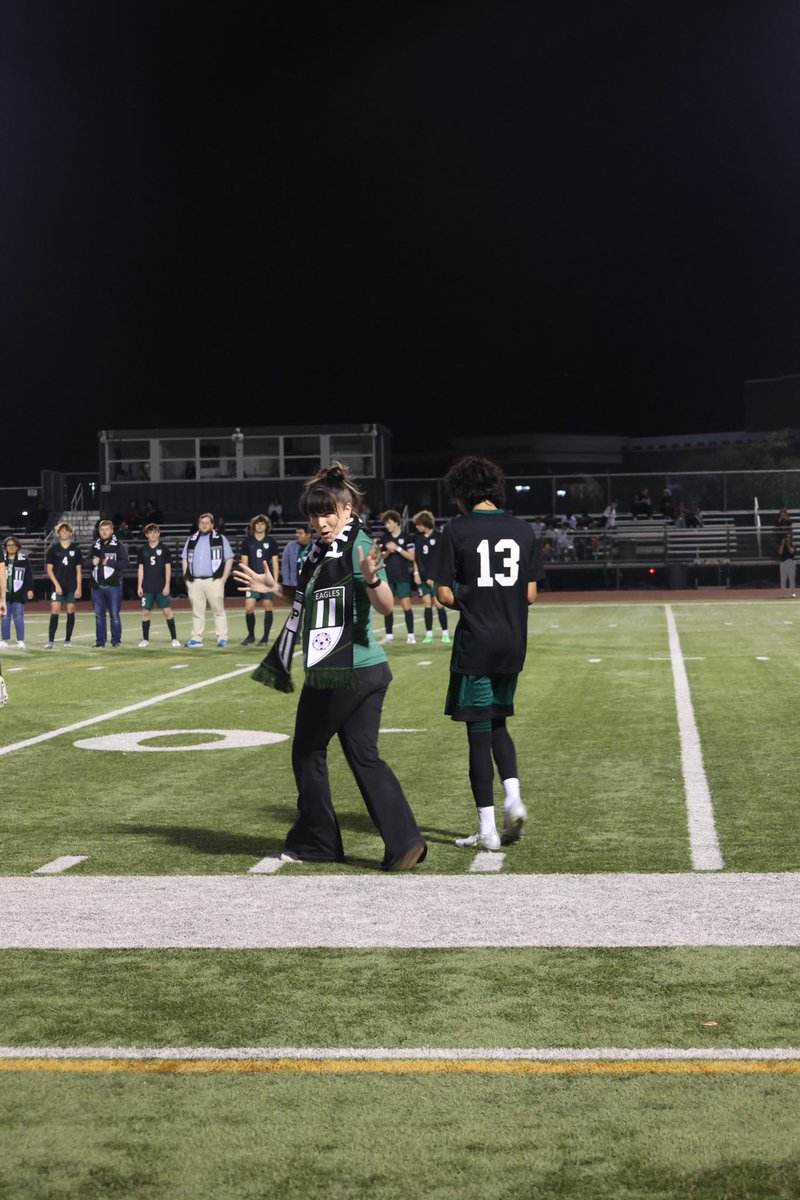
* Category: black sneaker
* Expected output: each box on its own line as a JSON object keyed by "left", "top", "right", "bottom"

{"left": 240, "top": 634, "right": 256, "bottom": 645}
{"left": 258, "top": 637, "right": 269, "bottom": 645}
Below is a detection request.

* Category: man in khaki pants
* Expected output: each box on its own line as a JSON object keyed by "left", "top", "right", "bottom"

{"left": 181, "top": 513, "right": 234, "bottom": 646}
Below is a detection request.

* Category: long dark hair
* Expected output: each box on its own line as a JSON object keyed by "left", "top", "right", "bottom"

{"left": 299, "top": 462, "right": 366, "bottom": 518}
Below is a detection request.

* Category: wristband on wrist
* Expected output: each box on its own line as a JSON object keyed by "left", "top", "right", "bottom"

{"left": 365, "top": 577, "right": 382, "bottom": 589}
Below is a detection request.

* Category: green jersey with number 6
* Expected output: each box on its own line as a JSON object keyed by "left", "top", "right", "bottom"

{"left": 434, "top": 510, "right": 543, "bottom": 675}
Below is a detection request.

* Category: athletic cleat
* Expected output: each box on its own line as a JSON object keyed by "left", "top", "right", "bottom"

{"left": 171, "top": 639, "right": 181, "bottom": 647}
{"left": 258, "top": 636, "right": 269, "bottom": 645}
{"left": 240, "top": 634, "right": 255, "bottom": 645}
{"left": 17, "top": 641, "right": 25, "bottom": 650}
{"left": 217, "top": 639, "right": 227, "bottom": 647}
{"left": 279, "top": 851, "right": 302, "bottom": 863}
{"left": 44, "top": 641, "right": 55, "bottom": 649}
{"left": 423, "top": 632, "right": 434, "bottom": 644}
{"left": 0, "top": 674, "right": 7, "bottom": 707}
{"left": 406, "top": 633, "right": 416, "bottom": 644}
{"left": 138, "top": 640, "right": 150, "bottom": 648}
{"left": 501, "top": 799, "right": 528, "bottom": 845}
{"left": 441, "top": 631, "right": 451, "bottom": 643}
{"left": 185, "top": 639, "right": 203, "bottom": 647}
{"left": 63, "top": 641, "right": 71, "bottom": 648}
{"left": 380, "top": 634, "right": 394, "bottom": 644}
{"left": 455, "top": 830, "right": 501, "bottom": 851}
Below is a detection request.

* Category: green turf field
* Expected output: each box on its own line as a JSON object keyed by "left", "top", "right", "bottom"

{"left": 1, "top": 599, "right": 798, "bottom": 1198}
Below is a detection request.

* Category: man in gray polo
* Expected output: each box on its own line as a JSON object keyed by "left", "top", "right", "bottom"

{"left": 181, "top": 512, "right": 234, "bottom": 646}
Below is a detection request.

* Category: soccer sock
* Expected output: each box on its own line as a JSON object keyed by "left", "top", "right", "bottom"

{"left": 404, "top": 608, "right": 414, "bottom": 634}
{"left": 491, "top": 719, "right": 518, "bottom": 789}
{"left": 49, "top": 615, "right": 59, "bottom": 641}
{"left": 385, "top": 614, "right": 394, "bottom": 636}
{"left": 141, "top": 620, "right": 150, "bottom": 641}
{"left": 65, "top": 613, "right": 75, "bottom": 641}
{"left": 262, "top": 611, "right": 273, "bottom": 642}
{"left": 467, "top": 722, "right": 495, "bottom": 813}
{"left": 437, "top": 606, "right": 448, "bottom": 630}
{"left": 424, "top": 607, "right": 433, "bottom": 632}
{"left": 245, "top": 612, "right": 256, "bottom": 636}
{"left": 166, "top": 617, "right": 177, "bottom": 640}
{"left": 478, "top": 806, "right": 497, "bottom": 837}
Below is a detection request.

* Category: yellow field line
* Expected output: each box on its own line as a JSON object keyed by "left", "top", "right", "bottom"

{"left": 2, "top": 1058, "right": 799, "bottom": 1076}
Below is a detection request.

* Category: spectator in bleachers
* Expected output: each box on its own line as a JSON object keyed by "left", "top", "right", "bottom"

{"left": 531, "top": 516, "right": 545, "bottom": 538}
{"left": 144, "top": 499, "right": 163, "bottom": 525}
{"left": 632, "top": 488, "right": 653, "bottom": 518}
{"left": 602, "top": 500, "right": 618, "bottom": 528}
{"left": 660, "top": 488, "right": 675, "bottom": 520}
{"left": 686, "top": 500, "right": 704, "bottom": 528}
{"left": 674, "top": 501, "right": 687, "bottom": 528}
{"left": 125, "top": 499, "right": 142, "bottom": 531}
{"left": 268, "top": 499, "right": 284, "bottom": 523}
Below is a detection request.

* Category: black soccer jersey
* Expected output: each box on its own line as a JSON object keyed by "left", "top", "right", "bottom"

{"left": 379, "top": 529, "right": 414, "bottom": 586}
{"left": 434, "top": 510, "right": 543, "bottom": 675}
{"left": 413, "top": 531, "right": 442, "bottom": 582}
{"left": 239, "top": 535, "right": 279, "bottom": 574}
{"left": 45, "top": 541, "right": 83, "bottom": 592}
{"left": 137, "top": 541, "right": 172, "bottom": 592}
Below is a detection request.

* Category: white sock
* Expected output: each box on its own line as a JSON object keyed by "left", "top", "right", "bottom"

{"left": 478, "top": 806, "right": 497, "bottom": 836}
{"left": 502, "top": 778, "right": 521, "bottom": 810}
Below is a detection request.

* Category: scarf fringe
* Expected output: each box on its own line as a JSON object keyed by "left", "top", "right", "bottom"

{"left": 251, "top": 659, "right": 295, "bottom": 692}
{"left": 305, "top": 666, "right": 359, "bottom": 690}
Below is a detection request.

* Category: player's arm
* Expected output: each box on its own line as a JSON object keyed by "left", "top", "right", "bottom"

{"left": 411, "top": 548, "right": 422, "bottom": 586}
{"left": 46, "top": 558, "right": 61, "bottom": 594}
{"left": 527, "top": 581, "right": 538, "bottom": 605}
{"left": 436, "top": 585, "right": 456, "bottom": 609}
{"left": 0, "top": 561, "right": 6, "bottom": 615}
{"left": 270, "top": 553, "right": 280, "bottom": 581}
{"left": 163, "top": 561, "right": 172, "bottom": 595}
{"left": 74, "top": 564, "right": 82, "bottom": 600}
{"left": 137, "top": 561, "right": 145, "bottom": 597}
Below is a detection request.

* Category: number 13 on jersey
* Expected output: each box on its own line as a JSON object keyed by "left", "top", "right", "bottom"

{"left": 476, "top": 538, "right": 520, "bottom": 587}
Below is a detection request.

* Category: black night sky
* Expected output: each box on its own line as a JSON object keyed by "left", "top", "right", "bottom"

{"left": 3, "top": 2, "right": 800, "bottom": 484}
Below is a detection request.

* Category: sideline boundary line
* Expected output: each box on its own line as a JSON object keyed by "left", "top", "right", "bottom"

{"left": 3, "top": 1045, "right": 798, "bottom": 1061}
{"left": 0, "top": 666, "right": 256, "bottom": 759}
{"left": 665, "top": 605, "right": 723, "bottom": 871}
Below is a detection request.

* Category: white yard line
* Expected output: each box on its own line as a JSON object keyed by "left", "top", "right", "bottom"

{"left": 2, "top": 1045, "right": 798, "bottom": 1062}
{"left": 0, "top": 665, "right": 255, "bottom": 759}
{"left": 1, "top": 872, "right": 796, "bottom": 948}
{"left": 664, "top": 605, "right": 724, "bottom": 871}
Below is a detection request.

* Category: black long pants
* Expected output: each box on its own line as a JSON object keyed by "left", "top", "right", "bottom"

{"left": 285, "top": 662, "right": 424, "bottom": 866}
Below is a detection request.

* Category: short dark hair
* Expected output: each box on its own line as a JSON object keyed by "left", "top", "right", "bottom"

{"left": 443, "top": 455, "right": 506, "bottom": 510}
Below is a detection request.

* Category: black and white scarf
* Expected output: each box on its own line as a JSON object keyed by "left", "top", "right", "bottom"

{"left": 185, "top": 529, "right": 226, "bottom": 580}
{"left": 253, "top": 518, "right": 360, "bottom": 692}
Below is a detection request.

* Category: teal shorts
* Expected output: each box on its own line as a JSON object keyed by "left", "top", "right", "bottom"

{"left": 51, "top": 590, "right": 78, "bottom": 605}
{"left": 445, "top": 672, "right": 518, "bottom": 722}
{"left": 141, "top": 592, "right": 171, "bottom": 610}
{"left": 418, "top": 580, "right": 435, "bottom": 597}
{"left": 245, "top": 591, "right": 273, "bottom": 602}
{"left": 390, "top": 580, "right": 412, "bottom": 599}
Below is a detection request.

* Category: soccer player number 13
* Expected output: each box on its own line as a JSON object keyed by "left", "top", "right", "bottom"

{"left": 476, "top": 538, "right": 520, "bottom": 587}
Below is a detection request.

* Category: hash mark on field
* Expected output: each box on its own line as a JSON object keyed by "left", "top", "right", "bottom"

{"left": 665, "top": 605, "right": 723, "bottom": 872}
{"left": 588, "top": 658, "right": 602, "bottom": 663}
{"left": 87, "top": 666, "right": 105, "bottom": 672}
{"left": 170, "top": 664, "right": 189, "bottom": 669}
{"left": 469, "top": 852, "right": 505, "bottom": 873}
{"left": 756, "top": 656, "right": 770, "bottom": 661}
{"left": 417, "top": 661, "right": 432, "bottom": 666}
{"left": 33, "top": 856, "right": 87, "bottom": 875}
{"left": 248, "top": 857, "right": 284, "bottom": 875}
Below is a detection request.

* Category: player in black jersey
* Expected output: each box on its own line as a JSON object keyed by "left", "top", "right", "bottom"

{"left": 378, "top": 510, "right": 417, "bottom": 644}
{"left": 435, "top": 456, "right": 543, "bottom": 851}
{"left": 411, "top": 510, "right": 450, "bottom": 645}
{"left": 136, "top": 524, "right": 181, "bottom": 647}
{"left": 45, "top": 522, "right": 83, "bottom": 648}
{"left": 239, "top": 514, "right": 281, "bottom": 646}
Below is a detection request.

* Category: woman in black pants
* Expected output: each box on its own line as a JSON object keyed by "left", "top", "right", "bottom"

{"left": 235, "top": 462, "right": 427, "bottom": 871}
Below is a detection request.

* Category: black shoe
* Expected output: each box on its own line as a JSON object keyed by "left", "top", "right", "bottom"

{"left": 240, "top": 635, "right": 255, "bottom": 645}
{"left": 258, "top": 637, "right": 269, "bottom": 645}
{"left": 93, "top": 642, "right": 105, "bottom": 648}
